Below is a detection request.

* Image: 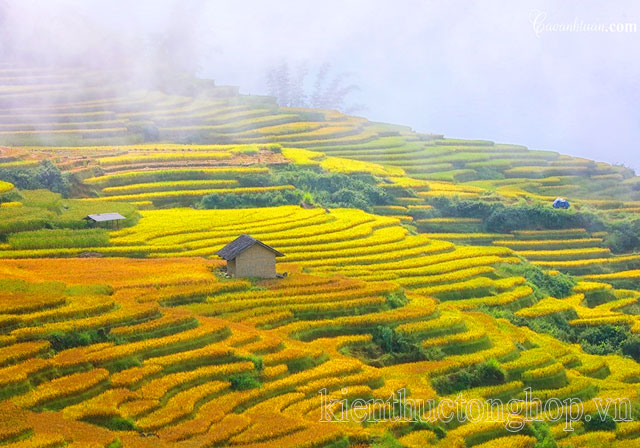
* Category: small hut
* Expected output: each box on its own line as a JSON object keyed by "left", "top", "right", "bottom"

{"left": 216, "top": 234, "right": 284, "bottom": 279}
{"left": 83, "top": 213, "right": 126, "bottom": 229}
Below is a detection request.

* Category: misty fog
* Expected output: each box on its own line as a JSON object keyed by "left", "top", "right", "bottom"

{"left": 1, "top": 0, "right": 638, "bottom": 170}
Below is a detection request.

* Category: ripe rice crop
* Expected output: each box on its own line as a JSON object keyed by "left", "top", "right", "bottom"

{"left": 473, "top": 435, "right": 537, "bottom": 448}
{"left": 345, "top": 253, "right": 518, "bottom": 281}
{"left": 0, "top": 160, "right": 39, "bottom": 168}
{"left": 449, "top": 285, "right": 534, "bottom": 310}
{"left": 97, "top": 151, "right": 233, "bottom": 166}
{"left": 2, "top": 75, "right": 639, "bottom": 445}
{"left": 83, "top": 184, "right": 295, "bottom": 203}
{"left": 517, "top": 247, "right": 611, "bottom": 261}
{"left": 62, "top": 388, "right": 136, "bottom": 421}
{"left": 12, "top": 369, "right": 110, "bottom": 409}
{"left": 109, "top": 312, "right": 198, "bottom": 340}
{"left": 7, "top": 228, "right": 109, "bottom": 249}
{"left": 83, "top": 167, "right": 269, "bottom": 187}
{"left": 83, "top": 321, "right": 229, "bottom": 365}
{"left": 492, "top": 238, "right": 604, "bottom": 250}
{"left": 396, "top": 266, "right": 495, "bottom": 288}
{"left": 0, "top": 252, "right": 630, "bottom": 445}
{"left": 371, "top": 205, "right": 408, "bottom": 214}
{"left": 0, "top": 201, "right": 21, "bottom": 208}
{"left": 573, "top": 281, "right": 613, "bottom": 293}
{"left": 136, "top": 381, "right": 230, "bottom": 430}
{"left": 138, "top": 362, "right": 253, "bottom": 401}
{"left": 0, "top": 180, "right": 13, "bottom": 193}
{"left": 421, "top": 232, "right": 514, "bottom": 241}
{"left": 512, "top": 228, "right": 588, "bottom": 239}
{"left": 396, "top": 312, "right": 464, "bottom": 338}
{"left": 533, "top": 254, "right": 640, "bottom": 270}
{"left": 110, "top": 365, "right": 163, "bottom": 388}
{"left": 0, "top": 127, "right": 127, "bottom": 137}
{"left": 583, "top": 270, "right": 640, "bottom": 281}
{"left": 413, "top": 277, "right": 494, "bottom": 298}
{"left": 515, "top": 298, "right": 574, "bottom": 317}
{"left": 0, "top": 341, "right": 50, "bottom": 368}
{"left": 418, "top": 217, "right": 482, "bottom": 224}
{"left": 101, "top": 179, "right": 238, "bottom": 195}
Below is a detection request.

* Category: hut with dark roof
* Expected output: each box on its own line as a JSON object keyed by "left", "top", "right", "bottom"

{"left": 215, "top": 234, "right": 284, "bottom": 278}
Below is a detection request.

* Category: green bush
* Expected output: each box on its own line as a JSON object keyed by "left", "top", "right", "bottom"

{"left": 483, "top": 305, "right": 631, "bottom": 356}
{"left": 427, "top": 196, "right": 640, "bottom": 254}
{"left": 99, "top": 417, "right": 137, "bottom": 431}
{"left": 245, "top": 354, "right": 264, "bottom": 372}
{"left": 371, "top": 431, "right": 403, "bottom": 448}
{"left": 200, "top": 165, "right": 394, "bottom": 210}
{"left": 583, "top": 412, "right": 616, "bottom": 431}
{"left": 200, "top": 190, "right": 302, "bottom": 208}
{"left": 385, "top": 291, "right": 409, "bottom": 309}
{"left": 580, "top": 325, "right": 628, "bottom": 355}
{"left": 286, "top": 356, "right": 317, "bottom": 373}
{"left": 371, "top": 326, "right": 427, "bottom": 361}
{"left": 530, "top": 421, "right": 558, "bottom": 448}
{"left": 622, "top": 336, "right": 640, "bottom": 362}
{"left": 431, "top": 358, "right": 506, "bottom": 395}
{"left": 0, "top": 160, "right": 71, "bottom": 196}
{"left": 271, "top": 165, "right": 393, "bottom": 211}
{"left": 604, "top": 218, "right": 640, "bottom": 253}
{"left": 425, "top": 196, "right": 606, "bottom": 234}
{"left": 499, "top": 263, "right": 576, "bottom": 299}
{"left": 47, "top": 329, "right": 109, "bottom": 352}
{"left": 229, "top": 372, "right": 261, "bottom": 390}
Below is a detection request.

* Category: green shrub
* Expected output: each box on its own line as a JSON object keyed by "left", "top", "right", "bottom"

{"left": 245, "top": 354, "right": 264, "bottom": 372}
{"left": 530, "top": 421, "right": 558, "bottom": 448}
{"left": 100, "top": 417, "right": 137, "bottom": 431}
{"left": 371, "top": 431, "right": 403, "bottom": 448}
{"left": 484, "top": 304, "right": 634, "bottom": 357}
{"left": 199, "top": 165, "right": 394, "bottom": 210}
{"left": 622, "top": 336, "right": 640, "bottom": 362}
{"left": 386, "top": 291, "right": 409, "bottom": 309}
{"left": 200, "top": 190, "right": 302, "bottom": 209}
{"left": 580, "top": 325, "right": 628, "bottom": 355}
{"left": 286, "top": 356, "right": 317, "bottom": 373}
{"left": 426, "top": 196, "right": 606, "bottom": 234}
{"left": 431, "top": 358, "right": 506, "bottom": 395}
{"left": 47, "top": 329, "right": 109, "bottom": 352}
{"left": 0, "top": 160, "right": 70, "bottom": 196}
{"left": 604, "top": 218, "right": 640, "bottom": 253}
{"left": 271, "top": 165, "right": 393, "bottom": 211}
{"left": 229, "top": 372, "right": 261, "bottom": 390}
{"left": 499, "top": 263, "right": 575, "bottom": 299}
{"left": 583, "top": 412, "right": 616, "bottom": 431}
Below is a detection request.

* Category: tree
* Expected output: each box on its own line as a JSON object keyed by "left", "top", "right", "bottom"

{"left": 266, "top": 62, "right": 364, "bottom": 113}
{"left": 622, "top": 336, "right": 640, "bottom": 361}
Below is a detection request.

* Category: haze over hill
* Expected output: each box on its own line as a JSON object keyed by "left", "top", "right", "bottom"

{"left": 1, "top": 3, "right": 640, "bottom": 446}
{"left": 1, "top": 0, "right": 638, "bottom": 170}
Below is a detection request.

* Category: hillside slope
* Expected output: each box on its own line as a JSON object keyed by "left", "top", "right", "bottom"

{"left": 0, "top": 66, "right": 639, "bottom": 447}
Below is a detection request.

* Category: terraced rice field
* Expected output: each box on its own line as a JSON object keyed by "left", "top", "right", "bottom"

{"left": 489, "top": 229, "right": 640, "bottom": 278}
{"left": 1, "top": 66, "right": 640, "bottom": 447}
{"left": 2, "top": 258, "right": 640, "bottom": 447}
